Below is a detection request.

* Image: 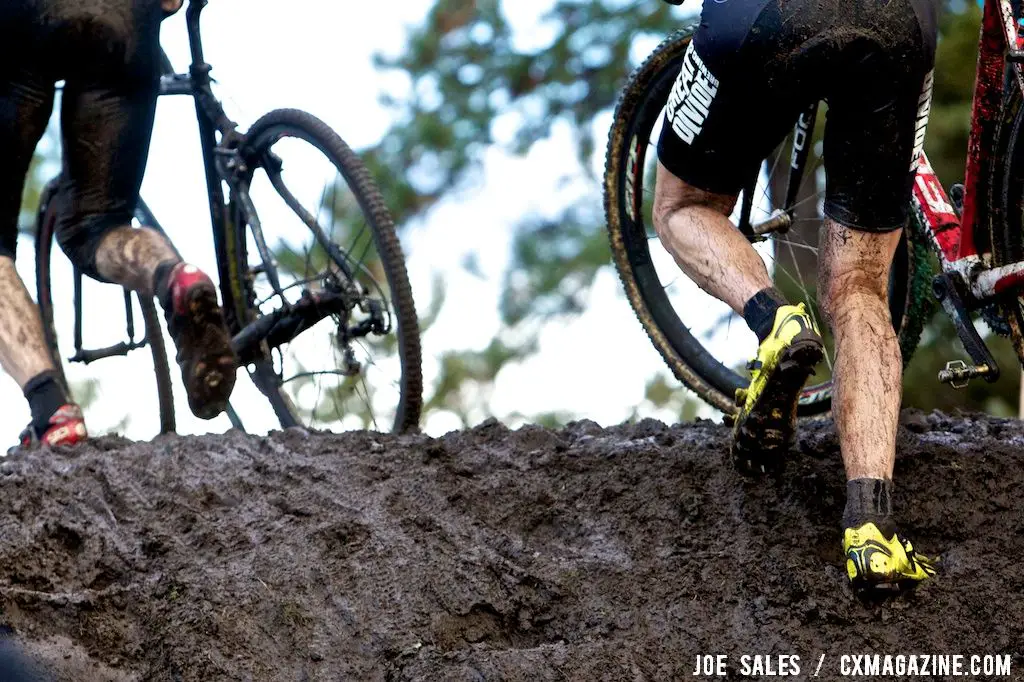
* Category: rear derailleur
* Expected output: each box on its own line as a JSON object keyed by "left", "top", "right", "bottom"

{"left": 334, "top": 296, "right": 388, "bottom": 377}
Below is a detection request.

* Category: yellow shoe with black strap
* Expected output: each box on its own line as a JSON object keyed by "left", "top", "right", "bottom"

{"left": 843, "top": 522, "right": 937, "bottom": 592}
{"left": 731, "top": 302, "right": 824, "bottom": 475}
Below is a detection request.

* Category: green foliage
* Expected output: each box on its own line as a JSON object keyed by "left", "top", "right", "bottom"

{"left": 501, "top": 207, "right": 611, "bottom": 326}
{"left": 926, "top": 2, "right": 980, "bottom": 187}
{"left": 368, "top": 0, "right": 683, "bottom": 223}
{"left": 641, "top": 373, "right": 701, "bottom": 422}
{"left": 423, "top": 337, "right": 537, "bottom": 425}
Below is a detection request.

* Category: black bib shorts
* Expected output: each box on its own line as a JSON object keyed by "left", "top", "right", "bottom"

{"left": 0, "top": 0, "right": 165, "bottom": 278}
{"left": 657, "top": 0, "right": 938, "bottom": 232}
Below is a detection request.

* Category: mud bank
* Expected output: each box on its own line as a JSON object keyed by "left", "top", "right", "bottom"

{"left": 0, "top": 410, "right": 1021, "bottom": 680}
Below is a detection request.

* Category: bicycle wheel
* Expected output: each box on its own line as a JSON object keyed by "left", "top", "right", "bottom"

{"left": 604, "top": 28, "right": 933, "bottom": 417}
{"left": 989, "top": 83, "right": 1024, "bottom": 360}
{"left": 34, "top": 183, "right": 175, "bottom": 435}
{"left": 222, "top": 108, "right": 422, "bottom": 434}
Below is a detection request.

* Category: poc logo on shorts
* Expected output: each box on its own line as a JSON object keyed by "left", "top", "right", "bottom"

{"left": 790, "top": 110, "right": 813, "bottom": 170}
{"left": 665, "top": 43, "right": 720, "bottom": 145}
{"left": 910, "top": 70, "right": 933, "bottom": 171}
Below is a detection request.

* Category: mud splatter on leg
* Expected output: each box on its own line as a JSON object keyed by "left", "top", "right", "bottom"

{"left": 652, "top": 161, "right": 774, "bottom": 314}
{"left": 0, "top": 257, "right": 57, "bottom": 387}
{"left": 818, "top": 219, "right": 903, "bottom": 480}
{"left": 94, "top": 225, "right": 179, "bottom": 296}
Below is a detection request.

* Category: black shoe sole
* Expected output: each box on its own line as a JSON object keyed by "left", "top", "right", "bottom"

{"left": 732, "top": 335, "right": 824, "bottom": 476}
{"left": 173, "top": 283, "right": 238, "bottom": 420}
{"left": 850, "top": 576, "right": 927, "bottom": 600}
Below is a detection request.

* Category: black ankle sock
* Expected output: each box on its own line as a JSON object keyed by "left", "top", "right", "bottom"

{"left": 743, "top": 288, "right": 788, "bottom": 343}
{"left": 842, "top": 478, "right": 895, "bottom": 535}
{"left": 23, "top": 371, "right": 69, "bottom": 438}
{"left": 152, "top": 259, "right": 181, "bottom": 311}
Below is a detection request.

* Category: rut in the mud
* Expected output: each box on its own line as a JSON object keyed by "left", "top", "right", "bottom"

{"left": 0, "top": 410, "right": 1021, "bottom": 680}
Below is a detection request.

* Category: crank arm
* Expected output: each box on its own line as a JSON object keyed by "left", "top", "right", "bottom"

{"left": 932, "top": 273, "right": 1000, "bottom": 386}
{"left": 231, "top": 290, "right": 347, "bottom": 364}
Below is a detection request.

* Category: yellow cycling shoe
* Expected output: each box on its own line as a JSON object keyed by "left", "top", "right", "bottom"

{"left": 731, "top": 302, "right": 824, "bottom": 475}
{"left": 843, "top": 522, "right": 937, "bottom": 592}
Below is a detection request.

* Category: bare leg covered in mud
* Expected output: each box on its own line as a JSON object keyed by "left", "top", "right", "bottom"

{"left": 0, "top": 257, "right": 87, "bottom": 445}
{"left": 818, "top": 220, "right": 902, "bottom": 482}
{"left": 651, "top": 161, "right": 771, "bottom": 313}
{"left": 0, "top": 257, "right": 57, "bottom": 387}
{"left": 94, "top": 225, "right": 179, "bottom": 296}
{"left": 652, "top": 161, "right": 823, "bottom": 474}
{"left": 819, "top": 219, "right": 934, "bottom": 589}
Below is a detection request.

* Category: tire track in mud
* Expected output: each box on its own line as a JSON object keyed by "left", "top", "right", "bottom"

{"left": 0, "top": 411, "right": 1018, "bottom": 680}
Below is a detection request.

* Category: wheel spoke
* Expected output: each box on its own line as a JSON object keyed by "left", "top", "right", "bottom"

{"left": 772, "top": 236, "right": 818, "bottom": 254}
{"left": 225, "top": 117, "right": 419, "bottom": 434}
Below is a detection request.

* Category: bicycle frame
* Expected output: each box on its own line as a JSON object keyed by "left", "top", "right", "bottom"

{"left": 147, "top": 0, "right": 247, "bottom": 333}
{"left": 913, "top": 0, "right": 1024, "bottom": 303}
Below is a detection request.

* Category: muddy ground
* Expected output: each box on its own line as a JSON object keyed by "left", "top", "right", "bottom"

{"left": 0, "top": 410, "right": 1021, "bottom": 680}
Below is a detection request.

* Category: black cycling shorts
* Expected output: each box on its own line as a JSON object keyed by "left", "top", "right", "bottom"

{"left": 0, "top": 0, "right": 164, "bottom": 277}
{"left": 657, "top": 0, "right": 938, "bottom": 232}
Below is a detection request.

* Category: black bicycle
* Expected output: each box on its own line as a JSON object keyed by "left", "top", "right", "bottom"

{"left": 34, "top": 0, "right": 422, "bottom": 435}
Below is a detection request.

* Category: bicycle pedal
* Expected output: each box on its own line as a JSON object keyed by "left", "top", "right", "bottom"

{"left": 938, "top": 360, "right": 995, "bottom": 389}
{"left": 932, "top": 273, "right": 1001, "bottom": 384}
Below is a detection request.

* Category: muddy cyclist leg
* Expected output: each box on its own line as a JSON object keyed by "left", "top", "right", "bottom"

{"left": 86, "top": 217, "right": 236, "bottom": 420}
{"left": 0, "top": 259, "right": 86, "bottom": 444}
{"left": 819, "top": 219, "right": 935, "bottom": 588}
{"left": 653, "top": 161, "right": 824, "bottom": 474}
{"left": 0, "top": 65, "right": 86, "bottom": 444}
{"left": 0, "top": 258, "right": 57, "bottom": 388}
{"left": 818, "top": 221, "right": 902, "bottom": 505}
{"left": 94, "top": 226, "right": 179, "bottom": 296}
{"left": 652, "top": 162, "right": 777, "bottom": 316}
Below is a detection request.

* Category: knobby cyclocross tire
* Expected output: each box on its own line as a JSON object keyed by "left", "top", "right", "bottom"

{"left": 988, "top": 80, "right": 1024, "bottom": 361}
{"left": 34, "top": 191, "right": 176, "bottom": 435}
{"left": 604, "top": 28, "right": 933, "bottom": 416}
{"left": 227, "top": 108, "right": 423, "bottom": 433}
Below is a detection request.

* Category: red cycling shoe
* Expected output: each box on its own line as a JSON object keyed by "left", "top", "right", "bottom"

{"left": 162, "top": 263, "right": 238, "bottom": 420}
{"left": 18, "top": 404, "right": 89, "bottom": 449}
